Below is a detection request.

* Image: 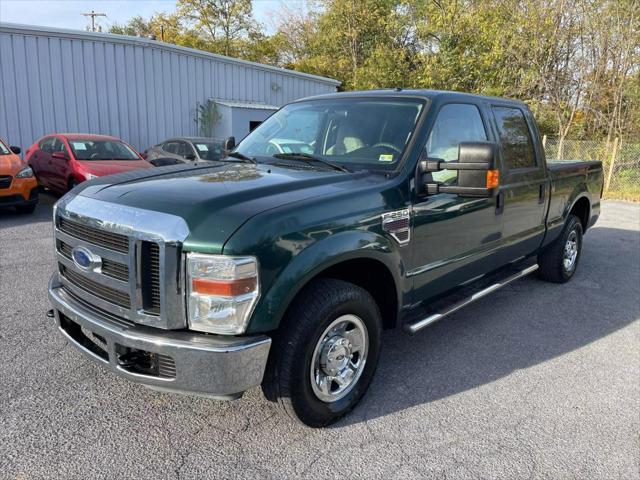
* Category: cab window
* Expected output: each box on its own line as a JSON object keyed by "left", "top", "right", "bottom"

{"left": 492, "top": 106, "right": 536, "bottom": 169}
{"left": 426, "top": 103, "right": 487, "bottom": 184}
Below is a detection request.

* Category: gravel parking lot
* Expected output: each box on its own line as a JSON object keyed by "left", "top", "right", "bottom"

{"left": 1, "top": 196, "right": 638, "bottom": 479}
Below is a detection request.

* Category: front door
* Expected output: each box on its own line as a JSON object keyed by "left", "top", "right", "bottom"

{"left": 48, "top": 137, "right": 71, "bottom": 191}
{"left": 410, "top": 102, "right": 504, "bottom": 302}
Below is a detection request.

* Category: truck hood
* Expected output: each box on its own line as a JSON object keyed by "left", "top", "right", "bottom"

{"left": 76, "top": 162, "right": 375, "bottom": 253}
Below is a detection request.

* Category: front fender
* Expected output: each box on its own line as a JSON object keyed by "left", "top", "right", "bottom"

{"left": 246, "top": 230, "right": 406, "bottom": 333}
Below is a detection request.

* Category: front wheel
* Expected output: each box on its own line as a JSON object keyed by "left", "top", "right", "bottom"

{"left": 262, "top": 278, "right": 382, "bottom": 427}
{"left": 538, "top": 214, "right": 583, "bottom": 283}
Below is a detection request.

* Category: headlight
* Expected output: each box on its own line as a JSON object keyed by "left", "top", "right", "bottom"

{"left": 15, "top": 167, "right": 34, "bottom": 178}
{"left": 186, "top": 253, "right": 259, "bottom": 335}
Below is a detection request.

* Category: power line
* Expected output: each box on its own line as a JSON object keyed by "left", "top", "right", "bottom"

{"left": 81, "top": 10, "right": 106, "bottom": 32}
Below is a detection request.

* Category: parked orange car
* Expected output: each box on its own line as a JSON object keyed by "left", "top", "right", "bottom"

{"left": 0, "top": 138, "right": 39, "bottom": 214}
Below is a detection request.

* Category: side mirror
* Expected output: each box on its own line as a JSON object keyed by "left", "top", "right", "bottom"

{"left": 52, "top": 151, "right": 69, "bottom": 161}
{"left": 223, "top": 136, "right": 236, "bottom": 151}
{"left": 185, "top": 153, "right": 196, "bottom": 161}
{"left": 9, "top": 146, "right": 21, "bottom": 155}
{"left": 419, "top": 142, "right": 499, "bottom": 197}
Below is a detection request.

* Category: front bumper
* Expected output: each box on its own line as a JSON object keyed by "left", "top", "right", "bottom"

{"left": 48, "top": 274, "right": 271, "bottom": 399}
{"left": 0, "top": 186, "right": 38, "bottom": 207}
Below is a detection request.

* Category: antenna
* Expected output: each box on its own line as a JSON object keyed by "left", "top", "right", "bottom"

{"left": 82, "top": 10, "right": 106, "bottom": 32}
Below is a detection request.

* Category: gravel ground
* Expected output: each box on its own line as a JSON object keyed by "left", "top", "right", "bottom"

{"left": 1, "top": 196, "right": 638, "bottom": 480}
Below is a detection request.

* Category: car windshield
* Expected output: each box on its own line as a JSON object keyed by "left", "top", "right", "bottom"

{"left": 193, "top": 141, "right": 223, "bottom": 161}
{"left": 235, "top": 97, "right": 425, "bottom": 170}
{"left": 68, "top": 139, "right": 140, "bottom": 161}
{"left": 0, "top": 142, "right": 9, "bottom": 155}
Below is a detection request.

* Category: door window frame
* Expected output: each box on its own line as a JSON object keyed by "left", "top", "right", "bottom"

{"left": 489, "top": 104, "right": 540, "bottom": 177}
{"left": 416, "top": 100, "right": 496, "bottom": 191}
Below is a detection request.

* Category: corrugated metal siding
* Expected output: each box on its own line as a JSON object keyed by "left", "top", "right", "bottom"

{"left": 0, "top": 23, "right": 339, "bottom": 152}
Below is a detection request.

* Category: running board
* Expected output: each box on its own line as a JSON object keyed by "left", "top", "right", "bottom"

{"left": 404, "top": 264, "right": 539, "bottom": 335}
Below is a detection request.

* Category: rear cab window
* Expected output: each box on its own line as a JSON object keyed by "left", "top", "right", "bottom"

{"left": 492, "top": 106, "right": 536, "bottom": 170}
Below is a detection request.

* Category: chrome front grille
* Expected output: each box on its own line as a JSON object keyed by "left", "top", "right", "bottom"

{"left": 60, "top": 265, "right": 131, "bottom": 308}
{"left": 53, "top": 195, "right": 189, "bottom": 330}
{"left": 59, "top": 217, "right": 129, "bottom": 253}
{"left": 101, "top": 258, "right": 129, "bottom": 281}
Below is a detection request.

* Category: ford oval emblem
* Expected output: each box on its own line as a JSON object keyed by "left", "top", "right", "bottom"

{"left": 71, "top": 246, "right": 101, "bottom": 271}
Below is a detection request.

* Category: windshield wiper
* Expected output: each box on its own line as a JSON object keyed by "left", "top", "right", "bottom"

{"left": 225, "top": 151, "right": 257, "bottom": 164}
{"left": 272, "top": 153, "right": 349, "bottom": 173}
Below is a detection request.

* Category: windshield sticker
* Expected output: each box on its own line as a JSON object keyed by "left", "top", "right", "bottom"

{"left": 378, "top": 154, "right": 394, "bottom": 162}
{"left": 72, "top": 142, "right": 88, "bottom": 150}
{"left": 195, "top": 144, "right": 209, "bottom": 151}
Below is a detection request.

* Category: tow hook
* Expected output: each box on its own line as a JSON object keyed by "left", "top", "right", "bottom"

{"left": 46, "top": 309, "right": 55, "bottom": 319}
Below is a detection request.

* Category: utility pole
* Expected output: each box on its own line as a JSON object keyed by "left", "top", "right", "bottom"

{"left": 82, "top": 10, "right": 106, "bottom": 32}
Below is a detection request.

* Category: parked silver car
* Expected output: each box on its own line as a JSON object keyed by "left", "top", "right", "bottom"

{"left": 143, "top": 137, "right": 224, "bottom": 166}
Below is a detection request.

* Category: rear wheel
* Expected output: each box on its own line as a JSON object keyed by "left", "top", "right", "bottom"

{"left": 262, "top": 278, "right": 382, "bottom": 427}
{"left": 538, "top": 214, "right": 583, "bottom": 283}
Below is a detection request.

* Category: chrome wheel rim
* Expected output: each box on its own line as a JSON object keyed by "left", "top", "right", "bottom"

{"left": 310, "top": 314, "right": 368, "bottom": 403}
{"left": 563, "top": 230, "right": 579, "bottom": 272}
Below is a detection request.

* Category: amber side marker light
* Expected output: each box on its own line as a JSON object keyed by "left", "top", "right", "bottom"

{"left": 192, "top": 277, "right": 257, "bottom": 297}
{"left": 486, "top": 169, "right": 500, "bottom": 189}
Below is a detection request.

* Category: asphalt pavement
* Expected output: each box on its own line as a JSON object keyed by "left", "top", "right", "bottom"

{"left": 1, "top": 195, "right": 638, "bottom": 479}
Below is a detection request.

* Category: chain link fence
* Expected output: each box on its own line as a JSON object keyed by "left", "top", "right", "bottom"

{"left": 544, "top": 137, "right": 640, "bottom": 201}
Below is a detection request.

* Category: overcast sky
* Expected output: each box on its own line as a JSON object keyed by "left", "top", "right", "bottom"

{"left": 0, "top": 0, "right": 296, "bottom": 33}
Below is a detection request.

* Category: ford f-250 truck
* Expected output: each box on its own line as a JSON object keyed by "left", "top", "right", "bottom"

{"left": 48, "top": 90, "right": 602, "bottom": 427}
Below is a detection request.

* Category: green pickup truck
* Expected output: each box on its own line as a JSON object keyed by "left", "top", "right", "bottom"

{"left": 48, "top": 90, "right": 603, "bottom": 426}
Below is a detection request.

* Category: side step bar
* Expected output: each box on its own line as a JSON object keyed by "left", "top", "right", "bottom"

{"left": 404, "top": 264, "right": 539, "bottom": 335}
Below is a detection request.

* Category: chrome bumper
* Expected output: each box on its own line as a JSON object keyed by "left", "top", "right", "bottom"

{"left": 48, "top": 274, "right": 271, "bottom": 399}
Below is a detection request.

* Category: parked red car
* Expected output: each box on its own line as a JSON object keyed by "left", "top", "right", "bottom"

{"left": 26, "top": 134, "right": 153, "bottom": 194}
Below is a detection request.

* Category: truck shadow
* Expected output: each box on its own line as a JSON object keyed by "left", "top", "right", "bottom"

{"left": 336, "top": 224, "right": 639, "bottom": 427}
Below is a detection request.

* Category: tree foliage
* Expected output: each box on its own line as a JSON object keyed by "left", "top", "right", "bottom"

{"left": 110, "top": 0, "right": 639, "bottom": 141}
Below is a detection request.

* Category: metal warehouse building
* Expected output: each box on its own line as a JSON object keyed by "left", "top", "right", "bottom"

{"left": 0, "top": 23, "right": 339, "bottom": 153}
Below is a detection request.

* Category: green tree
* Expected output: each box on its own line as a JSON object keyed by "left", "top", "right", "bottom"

{"left": 177, "top": 0, "right": 258, "bottom": 57}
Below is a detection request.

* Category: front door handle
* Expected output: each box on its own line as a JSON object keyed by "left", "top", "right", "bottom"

{"left": 496, "top": 191, "right": 504, "bottom": 215}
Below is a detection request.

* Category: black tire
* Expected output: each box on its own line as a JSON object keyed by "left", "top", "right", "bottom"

{"left": 262, "top": 278, "right": 382, "bottom": 427}
{"left": 538, "top": 214, "right": 583, "bottom": 283}
{"left": 15, "top": 203, "right": 36, "bottom": 214}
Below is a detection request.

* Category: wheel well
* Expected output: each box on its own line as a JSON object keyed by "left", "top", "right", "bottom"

{"left": 316, "top": 258, "right": 399, "bottom": 330}
{"left": 570, "top": 197, "right": 590, "bottom": 231}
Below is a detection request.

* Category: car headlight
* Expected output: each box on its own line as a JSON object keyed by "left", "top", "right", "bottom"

{"left": 186, "top": 253, "right": 259, "bottom": 335}
{"left": 15, "top": 167, "right": 34, "bottom": 178}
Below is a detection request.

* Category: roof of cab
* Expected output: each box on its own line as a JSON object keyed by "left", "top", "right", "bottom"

{"left": 295, "top": 89, "right": 528, "bottom": 106}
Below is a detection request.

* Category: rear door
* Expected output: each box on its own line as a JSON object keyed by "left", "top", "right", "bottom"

{"left": 490, "top": 105, "right": 548, "bottom": 261}
{"left": 411, "top": 102, "right": 504, "bottom": 301}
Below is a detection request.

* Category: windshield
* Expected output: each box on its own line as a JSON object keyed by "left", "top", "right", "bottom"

{"left": 69, "top": 139, "right": 140, "bottom": 161}
{"left": 0, "top": 141, "right": 9, "bottom": 155}
{"left": 235, "top": 98, "right": 425, "bottom": 170}
{"left": 193, "top": 141, "right": 223, "bottom": 161}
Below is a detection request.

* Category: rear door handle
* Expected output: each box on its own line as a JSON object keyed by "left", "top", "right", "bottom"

{"left": 539, "top": 184, "right": 546, "bottom": 204}
{"left": 496, "top": 191, "right": 504, "bottom": 215}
